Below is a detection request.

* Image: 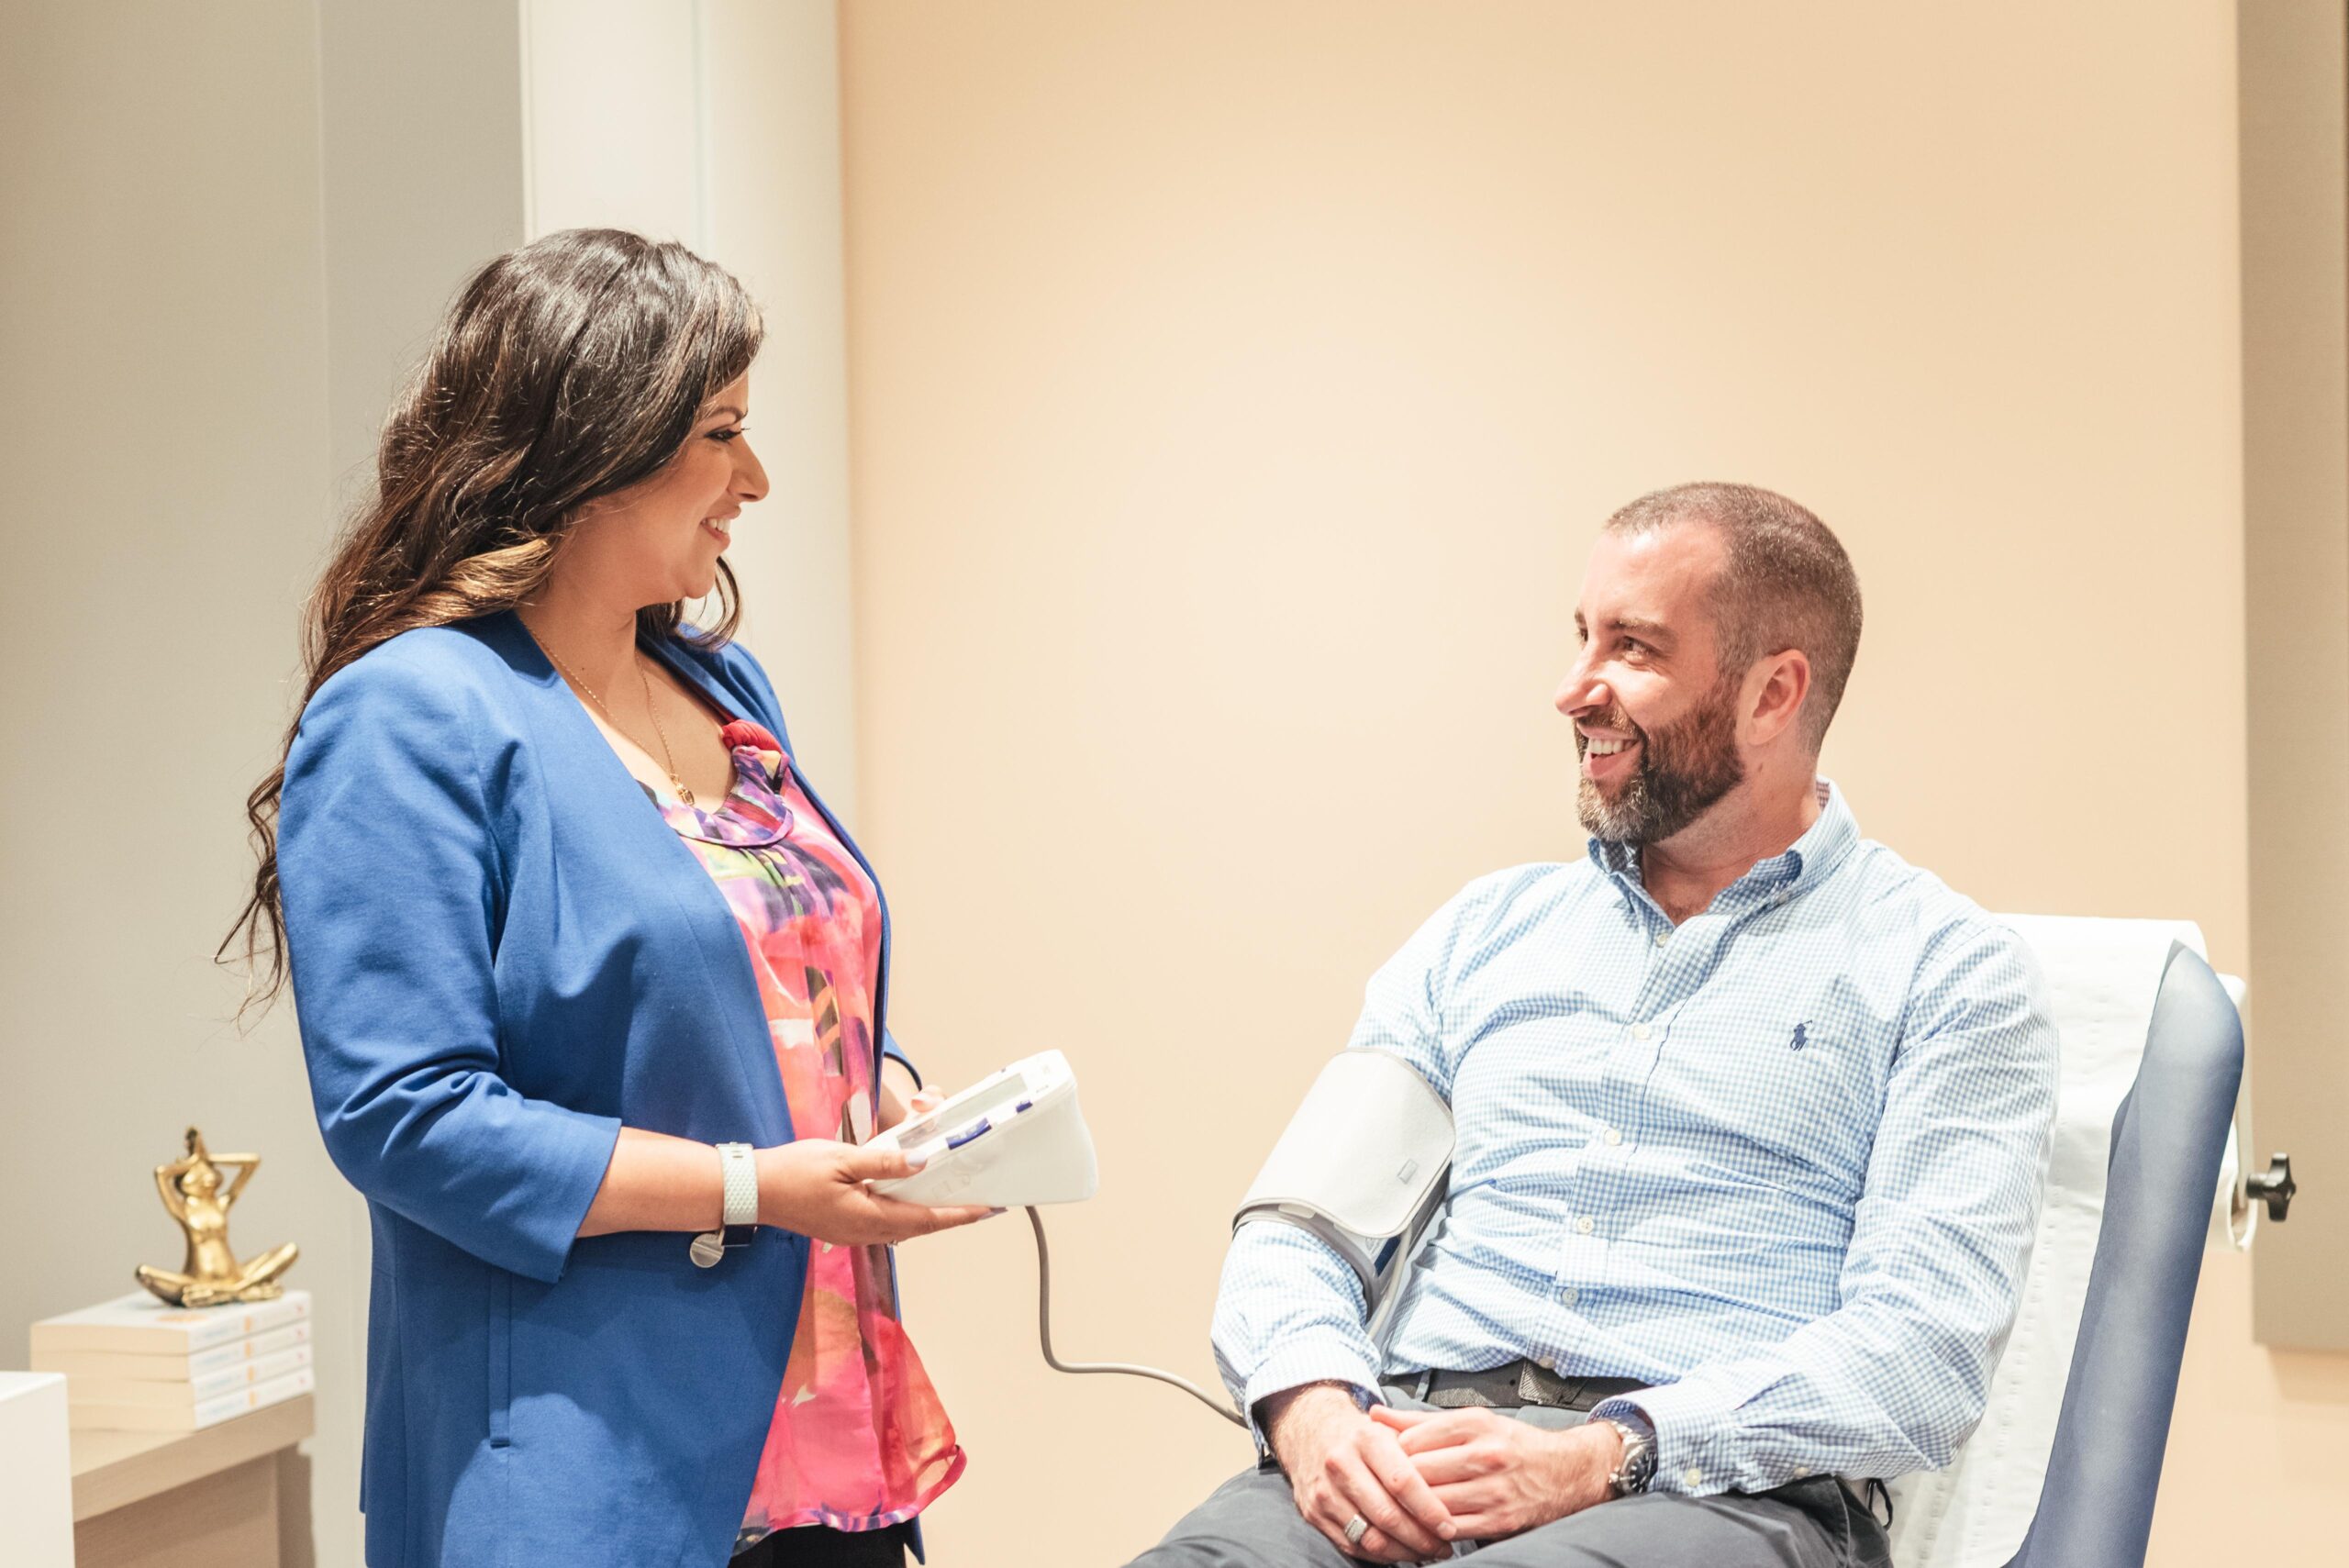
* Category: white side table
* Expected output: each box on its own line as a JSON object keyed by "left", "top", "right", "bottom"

{"left": 0, "top": 1371, "right": 76, "bottom": 1567}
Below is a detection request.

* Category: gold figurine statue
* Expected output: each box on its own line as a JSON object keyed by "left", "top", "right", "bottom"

{"left": 135, "top": 1128, "right": 299, "bottom": 1307}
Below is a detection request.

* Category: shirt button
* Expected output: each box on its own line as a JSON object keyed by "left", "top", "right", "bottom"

{"left": 1560, "top": 1286, "right": 1578, "bottom": 1307}
{"left": 1653, "top": 930, "right": 1669, "bottom": 947}
{"left": 1603, "top": 1128, "right": 1622, "bottom": 1147}
{"left": 1575, "top": 1216, "right": 1596, "bottom": 1235}
{"left": 1631, "top": 1023, "right": 1653, "bottom": 1041}
{"left": 1684, "top": 1466, "right": 1705, "bottom": 1487}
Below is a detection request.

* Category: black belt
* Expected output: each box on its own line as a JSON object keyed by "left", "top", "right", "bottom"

{"left": 1407, "top": 1362, "right": 1643, "bottom": 1412}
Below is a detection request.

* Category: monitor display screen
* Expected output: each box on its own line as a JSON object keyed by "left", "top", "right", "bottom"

{"left": 891, "top": 1070, "right": 1027, "bottom": 1149}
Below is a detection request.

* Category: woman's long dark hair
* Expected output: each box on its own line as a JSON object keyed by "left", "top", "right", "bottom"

{"left": 223, "top": 228, "right": 765, "bottom": 1011}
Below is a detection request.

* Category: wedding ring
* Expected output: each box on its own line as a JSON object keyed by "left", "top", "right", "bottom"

{"left": 1343, "top": 1513, "right": 1370, "bottom": 1547}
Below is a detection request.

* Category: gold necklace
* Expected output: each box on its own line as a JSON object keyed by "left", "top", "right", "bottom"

{"left": 542, "top": 641, "right": 696, "bottom": 806}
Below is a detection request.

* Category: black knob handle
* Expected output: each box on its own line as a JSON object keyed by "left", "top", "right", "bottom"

{"left": 2243, "top": 1152, "right": 2295, "bottom": 1222}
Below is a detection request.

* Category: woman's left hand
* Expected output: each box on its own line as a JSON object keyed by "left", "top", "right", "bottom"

{"left": 877, "top": 1081, "right": 945, "bottom": 1133}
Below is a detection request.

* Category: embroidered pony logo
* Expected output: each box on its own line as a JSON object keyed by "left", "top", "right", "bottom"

{"left": 1790, "top": 1022, "right": 1810, "bottom": 1052}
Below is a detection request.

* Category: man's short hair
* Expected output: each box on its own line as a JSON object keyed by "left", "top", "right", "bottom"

{"left": 1605, "top": 483, "right": 1863, "bottom": 752}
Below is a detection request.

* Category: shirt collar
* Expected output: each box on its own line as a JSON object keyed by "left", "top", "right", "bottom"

{"left": 1589, "top": 777, "right": 1859, "bottom": 904}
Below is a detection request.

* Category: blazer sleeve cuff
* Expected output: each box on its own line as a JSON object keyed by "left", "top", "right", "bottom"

{"left": 462, "top": 1105, "right": 624, "bottom": 1284}
{"left": 880, "top": 1029, "right": 921, "bottom": 1089}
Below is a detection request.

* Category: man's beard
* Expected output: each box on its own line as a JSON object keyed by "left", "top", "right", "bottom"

{"left": 1575, "top": 679, "right": 1747, "bottom": 846}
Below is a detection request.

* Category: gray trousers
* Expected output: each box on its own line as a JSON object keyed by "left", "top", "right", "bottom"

{"left": 1128, "top": 1388, "right": 1892, "bottom": 1568}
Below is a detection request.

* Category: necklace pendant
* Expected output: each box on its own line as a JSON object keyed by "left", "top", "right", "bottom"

{"left": 677, "top": 784, "right": 696, "bottom": 806}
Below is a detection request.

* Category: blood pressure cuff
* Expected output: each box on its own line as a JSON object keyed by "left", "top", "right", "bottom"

{"left": 1232, "top": 1050, "right": 1455, "bottom": 1313}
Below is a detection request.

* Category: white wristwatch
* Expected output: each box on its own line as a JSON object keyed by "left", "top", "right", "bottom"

{"left": 690, "top": 1141, "right": 759, "bottom": 1268}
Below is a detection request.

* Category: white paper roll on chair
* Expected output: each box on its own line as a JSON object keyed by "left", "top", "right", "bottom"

{"left": 1885, "top": 917, "right": 2285, "bottom": 1568}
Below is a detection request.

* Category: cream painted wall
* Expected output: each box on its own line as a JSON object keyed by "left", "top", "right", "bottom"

{"left": 522, "top": 0, "right": 863, "bottom": 808}
{"left": 0, "top": 3, "right": 357, "bottom": 1562}
{"left": 0, "top": 0, "right": 857, "bottom": 1561}
{"left": 2, "top": 4, "right": 554, "bottom": 1564}
{"left": 0, "top": 4, "right": 856, "bottom": 1560}
{"left": 837, "top": 3, "right": 2334, "bottom": 1564}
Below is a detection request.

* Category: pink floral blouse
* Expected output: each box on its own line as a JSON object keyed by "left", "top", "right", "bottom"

{"left": 644, "top": 732, "right": 964, "bottom": 1550}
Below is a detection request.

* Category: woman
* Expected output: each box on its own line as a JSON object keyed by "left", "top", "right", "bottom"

{"left": 228, "top": 229, "right": 987, "bottom": 1568}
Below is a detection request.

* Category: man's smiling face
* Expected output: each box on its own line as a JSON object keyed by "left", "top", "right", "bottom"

{"left": 1555, "top": 522, "right": 1748, "bottom": 846}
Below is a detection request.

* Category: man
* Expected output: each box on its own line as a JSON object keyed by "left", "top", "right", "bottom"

{"left": 1133, "top": 484, "right": 2056, "bottom": 1567}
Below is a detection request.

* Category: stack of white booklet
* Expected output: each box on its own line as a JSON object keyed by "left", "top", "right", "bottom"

{"left": 29, "top": 1289, "right": 313, "bottom": 1433}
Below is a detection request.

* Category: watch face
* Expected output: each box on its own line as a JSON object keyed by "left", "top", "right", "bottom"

{"left": 1623, "top": 1442, "right": 1656, "bottom": 1493}
{"left": 1606, "top": 1422, "right": 1655, "bottom": 1495}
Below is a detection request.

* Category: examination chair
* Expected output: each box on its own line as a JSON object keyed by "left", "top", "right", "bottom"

{"left": 1151, "top": 917, "right": 2292, "bottom": 1566}
{"left": 1885, "top": 918, "right": 2295, "bottom": 1568}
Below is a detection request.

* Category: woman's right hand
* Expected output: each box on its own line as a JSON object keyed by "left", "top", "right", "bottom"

{"left": 754, "top": 1140, "right": 995, "bottom": 1246}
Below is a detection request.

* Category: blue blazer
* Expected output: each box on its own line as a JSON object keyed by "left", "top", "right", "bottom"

{"left": 279, "top": 610, "right": 918, "bottom": 1568}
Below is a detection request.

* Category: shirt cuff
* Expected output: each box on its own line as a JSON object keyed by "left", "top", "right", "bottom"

{"left": 1591, "top": 1381, "right": 1737, "bottom": 1496}
{"left": 1241, "top": 1339, "right": 1385, "bottom": 1454}
{"left": 1593, "top": 1402, "right": 1654, "bottom": 1446}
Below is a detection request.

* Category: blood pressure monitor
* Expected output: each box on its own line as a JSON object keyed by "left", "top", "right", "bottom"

{"left": 866, "top": 1049, "right": 1099, "bottom": 1208}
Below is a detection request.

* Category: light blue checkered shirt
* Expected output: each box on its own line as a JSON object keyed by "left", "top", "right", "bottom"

{"left": 1213, "top": 781, "right": 2057, "bottom": 1496}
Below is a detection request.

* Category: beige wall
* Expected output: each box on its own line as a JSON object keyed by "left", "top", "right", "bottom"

{"left": 2240, "top": 0, "right": 2349, "bottom": 1351}
{"left": 0, "top": 3, "right": 2333, "bottom": 1564}
{"left": 838, "top": 2, "right": 2333, "bottom": 1563}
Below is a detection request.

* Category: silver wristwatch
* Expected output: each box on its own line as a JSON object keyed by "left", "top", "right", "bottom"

{"left": 690, "top": 1141, "right": 758, "bottom": 1268}
{"left": 1599, "top": 1415, "right": 1657, "bottom": 1496}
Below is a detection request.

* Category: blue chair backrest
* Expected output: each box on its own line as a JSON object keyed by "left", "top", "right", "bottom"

{"left": 2006, "top": 943, "right": 2243, "bottom": 1568}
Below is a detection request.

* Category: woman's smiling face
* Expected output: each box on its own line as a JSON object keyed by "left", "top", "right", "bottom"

{"left": 562, "top": 373, "right": 770, "bottom": 608}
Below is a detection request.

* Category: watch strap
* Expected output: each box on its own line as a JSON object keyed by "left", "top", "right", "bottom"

{"left": 690, "top": 1142, "right": 759, "bottom": 1268}
{"left": 718, "top": 1141, "right": 758, "bottom": 1240}
{"left": 1600, "top": 1413, "right": 1657, "bottom": 1496}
